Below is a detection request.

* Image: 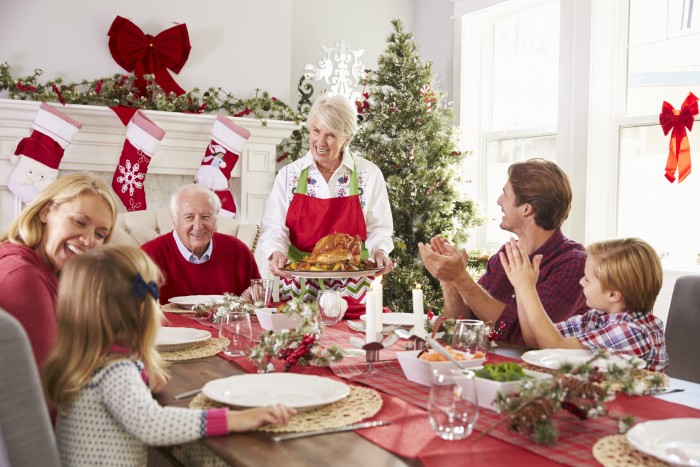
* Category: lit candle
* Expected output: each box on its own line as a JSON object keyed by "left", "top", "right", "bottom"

{"left": 365, "top": 288, "right": 377, "bottom": 344}
{"left": 413, "top": 284, "right": 425, "bottom": 336}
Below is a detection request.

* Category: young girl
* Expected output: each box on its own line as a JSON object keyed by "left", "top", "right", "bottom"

{"left": 499, "top": 237, "right": 668, "bottom": 372}
{"left": 43, "top": 245, "right": 295, "bottom": 466}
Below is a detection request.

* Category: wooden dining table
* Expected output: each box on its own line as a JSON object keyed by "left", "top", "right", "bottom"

{"left": 156, "top": 312, "right": 700, "bottom": 467}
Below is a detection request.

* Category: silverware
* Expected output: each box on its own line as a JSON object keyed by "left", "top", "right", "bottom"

{"left": 648, "top": 387, "right": 685, "bottom": 396}
{"left": 173, "top": 388, "right": 201, "bottom": 400}
{"left": 426, "top": 336, "right": 469, "bottom": 370}
{"left": 271, "top": 420, "right": 391, "bottom": 442}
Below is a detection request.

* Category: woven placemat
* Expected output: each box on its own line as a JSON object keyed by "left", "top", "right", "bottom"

{"left": 161, "top": 303, "right": 195, "bottom": 314}
{"left": 159, "top": 338, "right": 222, "bottom": 361}
{"left": 190, "top": 385, "right": 383, "bottom": 433}
{"left": 519, "top": 362, "right": 670, "bottom": 392}
{"left": 592, "top": 434, "right": 670, "bottom": 466}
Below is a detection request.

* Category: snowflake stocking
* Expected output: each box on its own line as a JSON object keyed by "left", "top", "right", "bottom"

{"left": 194, "top": 115, "right": 250, "bottom": 217}
{"left": 111, "top": 111, "right": 165, "bottom": 211}
{"left": 8, "top": 103, "right": 83, "bottom": 204}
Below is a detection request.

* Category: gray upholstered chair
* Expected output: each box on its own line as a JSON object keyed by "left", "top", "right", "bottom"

{"left": 0, "top": 309, "right": 61, "bottom": 467}
{"left": 110, "top": 208, "right": 259, "bottom": 252}
{"left": 664, "top": 275, "right": 700, "bottom": 383}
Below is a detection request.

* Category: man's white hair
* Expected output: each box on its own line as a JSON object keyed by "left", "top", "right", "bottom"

{"left": 169, "top": 184, "right": 222, "bottom": 222}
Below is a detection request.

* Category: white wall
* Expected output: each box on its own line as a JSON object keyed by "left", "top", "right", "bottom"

{"left": 414, "top": 0, "right": 455, "bottom": 100}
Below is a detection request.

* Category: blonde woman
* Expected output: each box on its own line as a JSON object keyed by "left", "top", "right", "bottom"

{"left": 0, "top": 172, "right": 117, "bottom": 366}
{"left": 43, "top": 245, "right": 295, "bottom": 466}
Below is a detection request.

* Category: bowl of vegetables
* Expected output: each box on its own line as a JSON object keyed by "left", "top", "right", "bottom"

{"left": 472, "top": 362, "right": 552, "bottom": 411}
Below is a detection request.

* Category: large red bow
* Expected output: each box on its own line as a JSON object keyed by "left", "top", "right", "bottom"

{"left": 108, "top": 16, "right": 191, "bottom": 96}
{"left": 659, "top": 92, "right": 698, "bottom": 183}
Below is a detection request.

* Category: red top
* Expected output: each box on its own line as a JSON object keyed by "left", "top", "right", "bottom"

{"left": 142, "top": 232, "right": 260, "bottom": 304}
{"left": 0, "top": 242, "right": 59, "bottom": 366}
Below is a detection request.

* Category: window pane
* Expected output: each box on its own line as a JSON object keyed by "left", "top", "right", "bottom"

{"left": 483, "top": 135, "right": 557, "bottom": 245}
{"left": 617, "top": 125, "right": 700, "bottom": 265}
{"left": 627, "top": 0, "right": 700, "bottom": 116}
{"left": 491, "top": 2, "right": 559, "bottom": 130}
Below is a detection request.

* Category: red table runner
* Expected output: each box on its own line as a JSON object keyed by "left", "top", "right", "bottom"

{"left": 162, "top": 312, "right": 700, "bottom": 466}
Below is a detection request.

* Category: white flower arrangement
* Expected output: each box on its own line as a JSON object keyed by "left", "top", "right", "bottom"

{"left": 191, "top": 293, "right": 255, "bottom": 324}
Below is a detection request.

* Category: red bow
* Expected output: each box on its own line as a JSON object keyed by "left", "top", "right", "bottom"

{"left": 108, "top": 16, "right": 191, "bottom": 96}
{"left": 659, "top": 92, "right": 698, "bottom": 183}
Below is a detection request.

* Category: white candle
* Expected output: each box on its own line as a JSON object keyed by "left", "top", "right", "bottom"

{"left": 365, "top": 290, "right": 377, "bottom": 344}
{"left": 375, "top": 281, "right": 384, "bottom": 337}
{"left": 413, "top": 284, "right": 425, "bottom": 336}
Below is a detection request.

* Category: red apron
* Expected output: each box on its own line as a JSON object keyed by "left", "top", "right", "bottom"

{"left": 281, "top": 158, "right": 374, "bottom": 309}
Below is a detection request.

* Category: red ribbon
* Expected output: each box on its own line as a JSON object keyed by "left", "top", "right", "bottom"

{"left": 659, "top": 92, "right": 698, "bottom": 183}
{"left": 108, "top": 16, "right": 191, "bottom": 96}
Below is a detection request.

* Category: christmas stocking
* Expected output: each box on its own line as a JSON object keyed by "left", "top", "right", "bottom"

{"left": 111, "top": 111, "right": 165, "bottom": 211}
{"left": 8, "top": 102, "right": 83, "bottom": 204}
{"left": 194, "top": 115, "right": 250, "bottom": 217}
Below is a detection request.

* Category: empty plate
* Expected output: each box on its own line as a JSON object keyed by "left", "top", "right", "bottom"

{"left": 155, "top": 327, "right": 211, "bottom": 351}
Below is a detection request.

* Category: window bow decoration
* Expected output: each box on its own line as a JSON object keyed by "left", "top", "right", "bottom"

{"left": 108, "top": 16, "right": 191, "bottom": 96}
{"left": 659, "top": 92, "right": 698, "bottom": 183}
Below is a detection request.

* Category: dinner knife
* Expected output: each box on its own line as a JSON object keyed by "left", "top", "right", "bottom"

{"left": 271, "top": 420, "right": 391, "bottom": 442}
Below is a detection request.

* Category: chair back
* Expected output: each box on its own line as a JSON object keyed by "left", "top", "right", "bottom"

{"left": 110, "top": 208, "right": 259, "bottom": 253}
{"left": 0, "top": 309, "right": 61, "bottom": 466}
{"left": 664, "top": 275, "right": 700, "bottom": 383}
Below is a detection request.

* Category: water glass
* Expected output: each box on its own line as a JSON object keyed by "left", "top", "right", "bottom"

{"left": 428, "top": 368, "right": 479, "bottom": 440}
{"left": 317, "top": 290, "right": 346, "bottom": 325}
{"left": 219, "top": 311, "right": 252, "bottom": 357}
{"left": 451, "top": 319, "right": 486, "bottom": 355}
{"left": 250, "top": 279, "right": 273, "bottom": 308}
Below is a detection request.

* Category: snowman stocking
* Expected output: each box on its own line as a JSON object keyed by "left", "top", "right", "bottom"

{"left": 111, "top": 111, "right": 165, "bottom": 211}
{"left": 8, "top": 103, "right": 83, "bottom": 204}
{"left": 194, "top": 115, "right": 250, "bottom": 217}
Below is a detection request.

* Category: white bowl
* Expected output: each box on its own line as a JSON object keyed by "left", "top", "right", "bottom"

{"left": 396, "top": 349, "right": 485, "bottom": 386}
{"left": 254, "top": 308, "right": 301, "bottom": 331}
{"left": 472, "top": 367, "right": 552, "bottom": 411}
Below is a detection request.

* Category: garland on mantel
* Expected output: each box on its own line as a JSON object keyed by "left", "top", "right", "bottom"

{"left": 0, "top": 62, "right": 303, "bottom": 125}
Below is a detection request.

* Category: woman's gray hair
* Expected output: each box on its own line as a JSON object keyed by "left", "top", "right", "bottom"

{"left": 169, "top": 184, "right": 222, "bottom": 220}
{"left": 307, "top": 94, "right": 358, "bottom": 142}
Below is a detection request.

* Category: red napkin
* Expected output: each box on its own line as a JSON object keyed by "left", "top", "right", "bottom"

{"left": 341, "top": 296, "right": 392, "bottom": 320}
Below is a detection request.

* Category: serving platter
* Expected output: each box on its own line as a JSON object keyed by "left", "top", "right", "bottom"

{"left": 202, "top": 373, "right": 350, "bottom": 411}
{"left": 285, "top": 267, "right": 383, "bottom": 279}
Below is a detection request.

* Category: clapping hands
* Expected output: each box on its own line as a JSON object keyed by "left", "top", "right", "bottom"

{"left": 498, "top": 238, "right": 542, "bottom": 290}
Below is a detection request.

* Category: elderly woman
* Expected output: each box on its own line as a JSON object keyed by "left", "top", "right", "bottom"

{"left": 0, "top": 173, "right": 117, "bottom": 367}
{"left": 259, "top": 95, "right": 394, "bottom": 309}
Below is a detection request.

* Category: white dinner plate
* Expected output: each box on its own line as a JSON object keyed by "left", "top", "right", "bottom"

{"left": 626, "top": 418, "right": 700, "bottom": 466}
{"left": 167, "top": 295, "right": 225, "bottom": 307}
{"left": 346, "top": 320, "right": 399, "bottom": 333}
{"left": 155, "top": 327, "right": 211, "bottom": 351}
{"left": 285, "top": 267, "right": 383, "bottom": 279}
{"left": 202, "top": 373, "right": 350, "bottom": 411}
{"left": 521, "top": 348, "right": 646, "bottom": 371}
{"left": 360, "top": 313, "right": 426, "bottom": 326}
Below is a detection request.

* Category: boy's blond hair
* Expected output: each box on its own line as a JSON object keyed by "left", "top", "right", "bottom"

{"left": 587, "top": 238, "right": 663, "bottom": 313}
{"left": 43, "top": 245, "right": 167, "bottom": 413}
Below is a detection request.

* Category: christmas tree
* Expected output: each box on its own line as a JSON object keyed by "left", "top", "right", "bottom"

{"left": 352, "top": 18, "right": 481, "bottom": 313}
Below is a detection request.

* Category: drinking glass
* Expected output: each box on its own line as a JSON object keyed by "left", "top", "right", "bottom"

{"left": 451, "top": 319, "right": 486, "bottom": 355}
{"left": 219, "top": 311, "right": 252, "bottom": 357}
{"left": 428, "top": 368, "right": 479, "bottom": 440}
{"left": 317, "top": 290, "right": 345, "bottom": 325}
{"left": 250, "top": 279, "right": 273, "bottom": 308}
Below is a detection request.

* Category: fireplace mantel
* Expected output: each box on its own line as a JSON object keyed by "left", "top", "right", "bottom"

{"left": 0, "top": 98, "right": 297, "bottom": 231}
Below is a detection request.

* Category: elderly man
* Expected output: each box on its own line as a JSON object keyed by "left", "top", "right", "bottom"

{"left": 142, "top": 184, "right": 260, "bottom": 304}
{"left": 419, "top": 158, "right": 587, "bottom": 344}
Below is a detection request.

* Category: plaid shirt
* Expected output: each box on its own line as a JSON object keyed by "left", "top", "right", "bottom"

{"left": 556, "top": 309, "right": 669, "bottom": 372}
{"left": 478, "top": 229, "right": 588, "bottom": 344}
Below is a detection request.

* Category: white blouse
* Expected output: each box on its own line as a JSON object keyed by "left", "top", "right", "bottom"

{"left": 259, "top": 150, "right": 394, "bottom": 260}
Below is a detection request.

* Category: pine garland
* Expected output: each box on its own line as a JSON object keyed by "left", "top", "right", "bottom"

{"left": 0, "top": 62, "right": 303, "bottom": 125}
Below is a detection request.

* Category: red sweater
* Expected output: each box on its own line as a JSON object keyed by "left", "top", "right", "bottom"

{"left": 142, "top": 232, "right": 261, "bottom": 304}
{"left": 0, "top": 242, "right": 59, "bottom": 367}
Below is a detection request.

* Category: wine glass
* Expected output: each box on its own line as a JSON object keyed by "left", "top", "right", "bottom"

{"left": 428, "top": 368, "right": 479, "bottom": 440}
{"left": 250, "top": 279, "right": 273, "bottom": 308}
{"left": 219, "top": 311, "right": 252, "bottom": 357}
{"left": 317, "top": 290, "right": 346, "bottom": 325}
{"left": 451, "top": 319, "right": 486, "bottom": 355}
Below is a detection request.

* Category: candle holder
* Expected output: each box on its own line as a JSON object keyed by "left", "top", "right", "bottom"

{"left": 362, "top": 341, "right": 384, "bottom": 372}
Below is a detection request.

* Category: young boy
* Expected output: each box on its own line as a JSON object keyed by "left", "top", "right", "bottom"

{"left": 499, "top": 237, "right": 668, "bottom": 372}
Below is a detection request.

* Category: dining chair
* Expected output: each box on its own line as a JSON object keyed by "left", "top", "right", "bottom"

{"left": 663, "top": 275, "right": 700, "bottom": 383}
{"left": 0, "top": 309, "right": 61, "bottom": 467}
